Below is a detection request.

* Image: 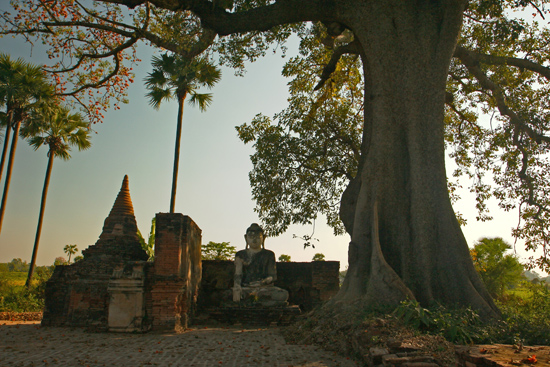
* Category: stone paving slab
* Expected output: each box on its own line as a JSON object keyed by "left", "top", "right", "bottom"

{"left": 0, "top": 322, "right": 358, "bottom": 367}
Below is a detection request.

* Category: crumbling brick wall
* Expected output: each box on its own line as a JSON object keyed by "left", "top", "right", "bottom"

{"left": 41, "top": 237, "right": 150, "bottom": 328}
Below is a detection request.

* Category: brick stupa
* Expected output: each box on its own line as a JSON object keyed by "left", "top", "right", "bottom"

{"left": 82, "top": 175, "right": 147, "bottom": 260}
{"left": 42, "top": 175, "right": 149, "bottom": 327}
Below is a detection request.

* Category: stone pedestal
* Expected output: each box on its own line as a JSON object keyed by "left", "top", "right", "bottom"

{"left": 207, "top": 305, "right": 301, "bottom": 326}
{"left": 107, "top": 263, "right": 147, "bottom": 332}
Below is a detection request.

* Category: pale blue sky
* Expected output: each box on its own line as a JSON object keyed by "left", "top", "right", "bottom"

{"left": 0, "top": 20, "right": 537, "bottom": 271}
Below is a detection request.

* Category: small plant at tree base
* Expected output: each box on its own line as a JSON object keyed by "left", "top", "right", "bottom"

{"left": 312, "top": 253, "right": 325, "bottom": 261}
{"left": 393, "top": 300, "right": 484, "bottom": 344}
{"left": 202, "top": 241, "right": 236, "bottom": 260}
{"left": 278, "top": 254, "right": 291, "bottom": 262}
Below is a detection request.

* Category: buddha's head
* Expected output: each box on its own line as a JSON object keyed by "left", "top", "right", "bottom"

{"left": 245, "top": 223, "right": 265, "bottom": 250}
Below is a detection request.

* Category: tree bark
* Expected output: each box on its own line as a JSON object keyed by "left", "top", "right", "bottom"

{"left": 0, "top": 122, "right": 13, "bottom": 183}
{"left": 26, "top": 150, "right": 55, "bottom": 288}
{"left": 335, "top": 0, "right": 498, "bottom": 318}
{"left": 170, "top": 94, "right": 186, "bottom": 213}
{"left": 0, "top": 119, "right": 21, "bottom": 234}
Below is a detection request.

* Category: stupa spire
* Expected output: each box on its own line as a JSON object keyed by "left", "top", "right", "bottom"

{"left": 99, "top": 175, "right": 138, "bottom": 239}
{"left": 109, "top": 175, "right": 134, "bottom": 217}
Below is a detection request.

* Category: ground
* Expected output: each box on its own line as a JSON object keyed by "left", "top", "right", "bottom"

{"left": 1, "top": 312, "right": 549, "bottom": 367}
{"left": 0, "top": 315, "right": 357, "bottom": 367}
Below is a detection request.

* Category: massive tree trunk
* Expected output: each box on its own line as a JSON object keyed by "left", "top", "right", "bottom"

{"left": 336, "top": 0, "right": 498, "bottom": 317}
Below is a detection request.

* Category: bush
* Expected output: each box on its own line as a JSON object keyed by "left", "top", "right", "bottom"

{"left": 393, "top": 286, "right": 550, "bottom": 346}
{"left": 394, "top": 300, "right": 484, "bottom": 344}
{"left": 0, "top": 266, "right": 53, "bottom": 312}
{"left": 489, "top": 282, "right": 550, "bottom": 345}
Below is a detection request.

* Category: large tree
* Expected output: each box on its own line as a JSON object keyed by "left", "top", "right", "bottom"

{"left": 4, "top": 0, "right": 550, "bottom": 318}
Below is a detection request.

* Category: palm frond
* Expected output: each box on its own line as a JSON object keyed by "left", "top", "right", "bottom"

{"left": 188, "top": 93, "right": 214, "bottom": 112}
{"left": 145, "top": 87, "right": 173, "bottom": 109}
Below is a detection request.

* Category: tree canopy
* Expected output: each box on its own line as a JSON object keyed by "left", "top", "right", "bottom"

{"left": 3, "top": 0, "right": 550, "bottom": 316}
{"left": 202, "top": 241, "right": 236, "bottom": 260}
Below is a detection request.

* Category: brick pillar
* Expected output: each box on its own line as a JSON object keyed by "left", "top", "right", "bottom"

{"left": 150, "top": 213, "right": 202, "bottom": 330}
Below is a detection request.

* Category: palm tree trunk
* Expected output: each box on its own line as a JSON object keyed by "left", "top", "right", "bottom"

{"left": 0, "top": 122, "right": 13, "bottom": 183}
{"left": 26, "top": 150, "right": 54, "bottom": 288}
{"left": 170, "top": 96, "right": 185, "bottom": 213}
{"left": 0, "top": 119, "right": 21, "bottom": 234}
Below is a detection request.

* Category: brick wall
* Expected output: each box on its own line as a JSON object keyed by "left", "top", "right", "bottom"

{"left": 198, "top": 260, "right": 340, "bottom": 311}
{"left": 149, "top": 213, "right": 202, "bottom": 330}
{"left": 42, "top": 236, "right": 148, "bottom": 329}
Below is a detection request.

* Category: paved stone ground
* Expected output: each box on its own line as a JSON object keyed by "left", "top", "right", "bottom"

{"left": 0, "top": 322, "right": 358, "bottom": 367}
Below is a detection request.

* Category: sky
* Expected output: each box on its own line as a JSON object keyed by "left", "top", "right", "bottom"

{"left": 0, "top": 6, "right": 544, "bottom": 273}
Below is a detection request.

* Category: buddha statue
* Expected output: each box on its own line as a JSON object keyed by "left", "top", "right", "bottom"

{"left": 232, "top": 223, "right": 289, "bottom": 306}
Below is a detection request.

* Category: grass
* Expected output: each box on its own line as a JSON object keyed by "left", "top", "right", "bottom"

{"left": 0, "top": 271, "right": 26, "bottom": 286}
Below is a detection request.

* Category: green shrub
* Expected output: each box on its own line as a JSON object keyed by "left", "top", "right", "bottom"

{"left": 393, "top": 300, "right": 483, "bottom": 344}
{"left": 393, "top": 284, "right": 550, "bottom": 346}
{"left": 0, "top": 266, "right": 53, "bottom": 312}
{"left": 490, "top": 282, "right": 550, "bottom": 345}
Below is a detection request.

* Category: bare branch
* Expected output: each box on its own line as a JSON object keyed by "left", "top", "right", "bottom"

{"left": 529, "top": 1, "right": 546, "bottom": 20}
{"left": 60, "top": 55, "right": 121, "bottom": 96}
{"left": 75, "top": 0, "right": 139, "bottom": 31}
{"left": 49, "top": 37, "right": 138, "bottom": 74}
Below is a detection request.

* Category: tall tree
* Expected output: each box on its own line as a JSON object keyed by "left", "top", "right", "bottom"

{"left": 5, "top": 0, "right": 550, "bottom": 318}
{"left": 144, "top": 53, "right": 221, "bottom": 213}
{"left": 0, "top": 53, "right": 53, "bottom": 234}
{"left": 22, "top": 105, "right": 91, "bottom": 287}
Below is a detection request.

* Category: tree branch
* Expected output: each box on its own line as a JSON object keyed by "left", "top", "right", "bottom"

{"left": 454, "top": 46, "right": 550, "bottom": 145}
{"left": 455, "top": 45, "right": 550, "bottom": 81}
{"left": 105, "top": 0, "right": 335, "bottom": 35}
{"left": 314, "top": 40, "right": 360, "bottom": 91}
{"left": 60, "top": 55, "right": 121, "bottom": 96}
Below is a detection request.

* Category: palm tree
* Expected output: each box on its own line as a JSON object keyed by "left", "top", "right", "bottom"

{"left": 23, "top": 105, "right": 91, "bottom": 287}
{"left": 63, "top": 244, "right": 79, "bottom": 264}
{"left": 144, "top": 53, "right": 221, "bottom": 213}
{"left": 0, "top": 53, "right": 54, "bottom": 234}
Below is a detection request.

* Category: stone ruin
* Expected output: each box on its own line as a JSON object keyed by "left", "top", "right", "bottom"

{"left": 42, "top": 175, "right": 339, "bottom": 332}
